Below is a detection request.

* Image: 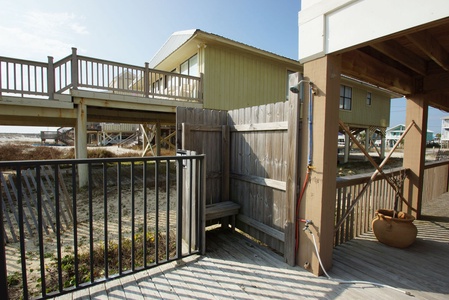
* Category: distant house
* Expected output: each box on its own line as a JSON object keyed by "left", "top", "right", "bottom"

{"left": 144, "top": 29, "right": 394, "bottom": 160}
{"left": 338, "top": 75, "right": 394, "bottom": 160}
{"left": 441, "top": 116, "right": 449, "bottom": 147}
{"left": 386, "top": 124, "right": 434, "bottom": 148}
{"left": 147, "top": 29, "right": 301, "bottom": 110}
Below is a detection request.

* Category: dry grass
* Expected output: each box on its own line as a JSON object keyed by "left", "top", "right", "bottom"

{"left": 0, "top": 144, "right": 176, "bottom": 161}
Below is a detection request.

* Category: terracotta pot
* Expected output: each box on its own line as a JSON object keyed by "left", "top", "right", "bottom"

{"left": 372, "top": 209, "right": 417, "bottom": 248}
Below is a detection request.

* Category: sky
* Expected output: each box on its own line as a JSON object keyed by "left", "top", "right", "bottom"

{"left": 0, "top": 0, "right": 447, "bottom": 134}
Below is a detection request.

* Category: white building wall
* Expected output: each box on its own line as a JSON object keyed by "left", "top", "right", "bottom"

{"left": 299, "top": 0, "right": 449, "bottom": 63}
{"left": 441, "top": 117, "right": 449, "bottom": 141}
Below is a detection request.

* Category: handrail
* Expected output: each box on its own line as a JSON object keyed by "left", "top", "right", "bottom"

{"left": 335, "top": 167, "right": 408, "bottom": 247}
{"left": 0, "top": 56, "right": 49, "bottom": 97}
{"left": 0, "top": 48, "right": 203, "bottom": 103}
{"left": 336, "top": 167, "right": 407, "bottom": 188}
{"left": 335, "top": 161, "right": 449, "bottom": 247}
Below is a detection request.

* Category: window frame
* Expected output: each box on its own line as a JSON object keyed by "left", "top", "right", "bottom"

{"left": 366, "top": 92, "right": 372, "bottom": 106}
{"left": 340, "top": 85, "right": 352, "bottom": 111}
{"left": 180, "top": 54, "right": 199, "bottom": 76}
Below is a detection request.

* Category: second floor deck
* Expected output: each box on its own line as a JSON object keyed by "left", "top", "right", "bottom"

{"left": 0, "top": 48, "right": 203, "bottom": 126}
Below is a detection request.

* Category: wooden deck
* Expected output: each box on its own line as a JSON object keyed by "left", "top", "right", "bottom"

{"left": 53, "top": 194, "right": 449, "bottom": 300}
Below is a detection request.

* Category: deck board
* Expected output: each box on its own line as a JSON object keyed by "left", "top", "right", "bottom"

{"left": 53, "top": 193, "right": 449, "bottom": 300}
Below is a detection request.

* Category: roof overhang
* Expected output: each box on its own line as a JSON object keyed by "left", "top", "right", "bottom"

{"left": 299, "top": 0, "right": 449, "bottom": 111}
{"left": 152, "top": 29, "right": 301, "bottom": 71}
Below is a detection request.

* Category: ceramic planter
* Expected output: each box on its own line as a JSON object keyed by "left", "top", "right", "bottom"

{"left": 372, "top": 209, "right": 417, "bottom": 248}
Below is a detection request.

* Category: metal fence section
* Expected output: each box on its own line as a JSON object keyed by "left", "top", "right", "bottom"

{"left": 0, "top": 48, "right": 203, "bottom": 102}
{"left": 0, "top": 154, "right": 205, "bottom": 300}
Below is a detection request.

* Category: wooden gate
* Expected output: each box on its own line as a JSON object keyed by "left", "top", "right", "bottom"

{"left": 177, "top": 98, "right": 300, "bottom": 264}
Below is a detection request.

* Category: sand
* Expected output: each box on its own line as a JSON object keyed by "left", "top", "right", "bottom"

{"left": 1, "top": 133, "right": 177, "bottom": 297}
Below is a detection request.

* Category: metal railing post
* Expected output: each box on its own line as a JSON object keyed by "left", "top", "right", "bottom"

{"left": 0, "top": 189, "right": 9, "bottom": 300}
{"left": 71, "top": 47, "right": 78, "bottom": 89}
{"left": 47, "top": 56, "right": 55, "bottom": 99}
{"left": 144, "top": 62, "right": 150, "bottom": 97}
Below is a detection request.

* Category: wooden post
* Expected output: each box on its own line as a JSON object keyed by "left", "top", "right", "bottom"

{"left": 156, "top": 122, "right": 161, "bottom": 156}
{"left": 285, "top": 96, "right": 300, "bottom": 266}
{"left": 222, "top": 125, "right": 230, "bottom": 202}
{"left": 182, "top": 123, "right": 191, "bottom": 150}
{"left": 75, "top": 99, "right": 88, "bottom": 187}
{"left": 344, "top": 132, "right": 350, "bottom": 163}
{"left": 144, "top": 62, "right": 150, "bottom": 98}
{"left": 298, "top": 55, "right": 341, "bottom": 276}
{"left": 71, "top": 47, "right": 78, "bottom": 89}
{"left": 403, "top": 95, "right": 428, "bottom": 218}
{"left": 47, "top": 56, "right": 55, "bottom": 99}
{"left": 364, "top": 128, "right": 370, "bottom": 161}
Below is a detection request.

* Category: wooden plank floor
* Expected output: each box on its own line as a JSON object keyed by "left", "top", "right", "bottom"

{"left": 54, "top": 194, "right": 449, "bottom": 300}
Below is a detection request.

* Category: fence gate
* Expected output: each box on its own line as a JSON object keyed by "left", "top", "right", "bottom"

{"left": 177, "top": 98, "right": 300, "bottom": 264}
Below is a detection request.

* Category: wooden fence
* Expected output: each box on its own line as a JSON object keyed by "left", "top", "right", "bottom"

{"left": 177, "top": 99, "right": 300, "bottom": 262}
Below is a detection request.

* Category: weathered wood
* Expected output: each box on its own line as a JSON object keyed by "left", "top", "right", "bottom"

{"left": 178, "top": 101, "right": 294, "bottom": 257}
{"left": 230, "top": 121, "right": 288, "bottom": 132}
{"left": 237, "top": 214, "right": 285, "bottom": 242}
{"left": 205, "top": 201, "right": 240, "bottom": 231}
{"left": 285, "top": 96, "right": 300, "bottom": 266}
{"left": 221, "top": 125, "right": 230, "bottom": 202}
{"left": 229, "top": 173, "right": 286, "bottom": 191}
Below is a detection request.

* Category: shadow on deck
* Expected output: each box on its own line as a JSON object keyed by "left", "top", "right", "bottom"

{"left": 54, "top": 194, "right": 449, "bottom": 300}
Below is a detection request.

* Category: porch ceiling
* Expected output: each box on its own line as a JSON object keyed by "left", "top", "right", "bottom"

{"left": 340, "top": 17, "right": 449, "bottom": 112}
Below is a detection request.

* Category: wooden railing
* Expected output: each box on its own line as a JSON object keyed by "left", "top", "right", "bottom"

{"left": 334, "top": 168, "right": 407, "bottom": 246}
{"left": 335, "top": 159, "right": 449, "bottom": 246}
{"left": 423, "top": 160, "right": 449, "bottom": 204}
{"left": 0, "top": 48, "right": 202, "bottom": 102}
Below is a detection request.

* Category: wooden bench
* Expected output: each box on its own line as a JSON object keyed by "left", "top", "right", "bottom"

{"left": 205, "top": 201, "right": 240, "bottom": 231}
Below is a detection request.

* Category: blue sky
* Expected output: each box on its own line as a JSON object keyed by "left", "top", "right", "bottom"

{"left": 0, "top": 0, "right": 447, "bottom": 134}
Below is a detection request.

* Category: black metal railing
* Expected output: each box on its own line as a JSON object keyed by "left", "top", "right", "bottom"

{"left": 0, "top": 154, "right": 205, "bottom": 299}
{"left": 0, "top": 48, "right": 203, "bottom": 102}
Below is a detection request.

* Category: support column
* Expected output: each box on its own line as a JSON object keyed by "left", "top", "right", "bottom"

{"left": 298, "top": 55, "right": 340, "bottom": 276}
{"left": 344, "top": 132, "right": 350, "bottom": 163}
{"left": 156, "top": 122, "right": 161, "bottom": 156}
{"left": 364, "top": 128, "right": 370, "bottom": 161}
{"left": 75, "top": 99, "right": 88, "bottom": 187}
{"left": 403, "top": 95, "right": 428, "bottom": 218}
{"left": 380, "top": 130, "right": 386, "bottom": 160}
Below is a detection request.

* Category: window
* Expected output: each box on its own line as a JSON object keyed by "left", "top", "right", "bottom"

{"left": 340, "top": 85, "right": 352, "bottom": 110}
{"left": 366, "top": 92, "right": 372, "bottom": 105}
{"left": 180, "top": 54, "right": 198, "bottom": 76}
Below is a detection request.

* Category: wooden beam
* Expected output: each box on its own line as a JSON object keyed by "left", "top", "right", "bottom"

{"left": 231, "top": 121, "right": 288, "bottom": 132}
{"left": 371, "top": 40, "right": 427, "bottom": 76}
{"left": 237, "top": 214, "right": 285, "bottom": 242}
{"left": 412, "top": 89, "right": 449, "bottom": 112}
{"left": 87, "top": 107, "right": 175, "bottom": 124}
{"left": 406, "top": 30, "right": 449, "bottom": 72}
{"left": 342, "top": 50, "right": 414, "bottom": 95}
{"left": 423, "top": 71, "right": 449, "bottom": 94}
{"left": 229, "top": 173, "right": 286, "bottom": 191}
